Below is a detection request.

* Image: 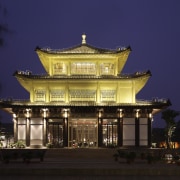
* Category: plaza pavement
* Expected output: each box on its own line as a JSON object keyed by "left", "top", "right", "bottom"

{"left": 0, "top": 148, "right": 180, "bottom": 180}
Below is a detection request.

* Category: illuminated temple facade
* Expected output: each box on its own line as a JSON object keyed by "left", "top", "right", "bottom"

{"left": 0, "top": 34, "right": 170, "bottom": 148}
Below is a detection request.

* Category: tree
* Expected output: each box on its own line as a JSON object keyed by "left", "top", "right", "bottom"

{"left": 161, "top": 109, "right": 180, "bottom": 149}
{"left": 172, "top": 120, "right": 180, "bottom": 142}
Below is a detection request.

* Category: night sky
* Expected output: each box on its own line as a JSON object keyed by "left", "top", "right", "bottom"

{"left": 0, "top": 0, "right": 180, "bottom": 127}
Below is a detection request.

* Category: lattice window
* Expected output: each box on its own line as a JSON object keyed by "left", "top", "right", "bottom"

{"left": 71, "top": 62, "right": 96, "bottom": 75}
{"left": 50, "top": 90, "right": 65, "bottom": 102}
{"left": 69, "top": 89, "right": 96, "bottom": 101}
{"left": 53, "top": 63, "right": 67, "bottom": 75}
{"left": 100, "top": 90, "right": 116, "bottom": 102}
{"left": 100, "top": 63, "right": 115, "bottom": 75}
{"left": 35, "top": 90, "right": 46, "bottom": 102}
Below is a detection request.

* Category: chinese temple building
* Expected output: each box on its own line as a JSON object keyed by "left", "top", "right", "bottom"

{"left": 0, "top": 34, "right": 171, "bottom": 148}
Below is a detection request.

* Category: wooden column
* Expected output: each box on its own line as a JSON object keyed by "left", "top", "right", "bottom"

{"left": 135, "top": 110, "right": 140, "bottom": 147}
{"left": 98, "top": 117, "right": 103, "bottom": 147}
{"left": 97, "top": 109, "right": 103, "bottom": 147}
{"left": 63, "top": 117, "right": 68, "bottom": 147}
{"left": 42, "top": 108, "right": 48, "bottom": 146}
{"left": 26, "top": 117, "right": 30, "bottom": 147}
{"left": 148, "top": 113, "right": 152, "bottom": 147}
{"left": 135, "top": 117, "right": 139, "bottom": 147}
{"left": 117, "top": 109, "right": 123, "bottom": 147}
{"left": 13, "top": 114, "right": 18, "bottom": 143}
{"left": 63, "top": 109, "right": 69, "bottom": 147}
{"left": 119, "top": 118, "right": 123, "bottom": 147}
{"left": 43, "top": 118, "right": 47, "bottom": 146}
{"left": 25, "top": 109, "right": 31, "bottom": 147}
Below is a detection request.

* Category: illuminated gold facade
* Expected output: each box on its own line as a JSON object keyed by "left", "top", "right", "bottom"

{"left": 0, "top": 34, "right": 171, "bottom": 148}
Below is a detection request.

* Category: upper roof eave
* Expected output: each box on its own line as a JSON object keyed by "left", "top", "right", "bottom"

{"left": 35, "top": 44, "right": 131, "bottom": 55}
{"left": 13, "top": 70, "right": 151, "bottom": 80}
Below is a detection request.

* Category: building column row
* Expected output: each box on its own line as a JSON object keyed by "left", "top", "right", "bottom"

{"left": 97, "top": 108, "right": 153, "bottom": 148}
{"left": 13, "top": 108, "right": 153, "bottom": 148}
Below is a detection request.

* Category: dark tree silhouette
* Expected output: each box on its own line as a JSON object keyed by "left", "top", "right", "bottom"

{"left": 161, "top": 109, "right": 180, "bottom": 149}
{"left": 173, "top": 120, "right": 180, "bottom": 142}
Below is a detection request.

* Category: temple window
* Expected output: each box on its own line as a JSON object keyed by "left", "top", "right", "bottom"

{"left": 100, "top": 63, "right": 115, "bottom": 75}
{"left": 100, "top": 90, "right": 116, "bottom": 102}
{"left": 53, "top": 63, "right": 67, "bottom": 75}
{"left": 50, "top": 90, "right": 65, "bottom": 102}
{"left": 69, "top": 89, "right": 96, "bottom": 101}
{"left": 35, "top": 90, "right": 46, "bottom": 102}
{"left": 71, "top": 62, "right": 96, "bottom": 75}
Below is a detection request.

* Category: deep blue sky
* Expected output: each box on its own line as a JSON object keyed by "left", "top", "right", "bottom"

{"left": 0, "top": 0, "right": 180, "bottom": 127}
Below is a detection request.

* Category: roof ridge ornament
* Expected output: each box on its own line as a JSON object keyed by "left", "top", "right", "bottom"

{"left": 82, "top": 33, "right": 86, "bottom": 44}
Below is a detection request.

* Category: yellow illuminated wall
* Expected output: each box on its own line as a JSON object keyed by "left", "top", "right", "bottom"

{"left": 29, "top": 79, "right": 136, "bottom": 103}
{"left": 16, "top": 42, "right": 150, "bottom": 104}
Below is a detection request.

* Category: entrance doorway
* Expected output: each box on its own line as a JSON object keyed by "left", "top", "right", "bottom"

{"left": 48, "top": 119, "right": 63, "bottom": 147}
{"left": 69, "top": 119, "right": 97, "bottom": 148}
{"left": 102, "top": 119, "right": 118, "bottom": 147}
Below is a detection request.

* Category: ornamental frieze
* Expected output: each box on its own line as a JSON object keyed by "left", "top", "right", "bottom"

{"left": 60, "top": 46, "right": 99, "bottom": 54}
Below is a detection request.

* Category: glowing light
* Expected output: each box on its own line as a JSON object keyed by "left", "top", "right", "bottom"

{"left": 98, "top": 109, "right": 103, "bottom": 118}
{"left": 118, "top": 109, "right": 123, "bottom": 118}
{"left": 63, "top": 109, "right": 69, "bottom": 118}
{"left": 42, "top": 108, "right": 48, "bottom": 118}
{"left": 82, "top": 33, "right": 86, "bottom": 44}
{"left": 25, "top": 108, "right": 31, "bottom": 118}
{"left": 135, "top": 109, "right": 140, "bottom": 118}
{"left": 149, "top": 113, "right": 152, "bottom": 118}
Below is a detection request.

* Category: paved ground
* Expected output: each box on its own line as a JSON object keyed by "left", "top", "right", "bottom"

{"left": 1, "top": 148, "right": 180, "bottom": 180}
{"left": 1, "top": 160, "right": 180, "bottom": 180}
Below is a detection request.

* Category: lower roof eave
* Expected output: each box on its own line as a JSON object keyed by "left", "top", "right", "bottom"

{"left": 0, "top": 100, "right": 171, "bottom": 114}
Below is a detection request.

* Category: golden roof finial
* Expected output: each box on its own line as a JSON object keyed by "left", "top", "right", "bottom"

{"left": 82, "top": 33, "right": 86, "bottom": 44}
